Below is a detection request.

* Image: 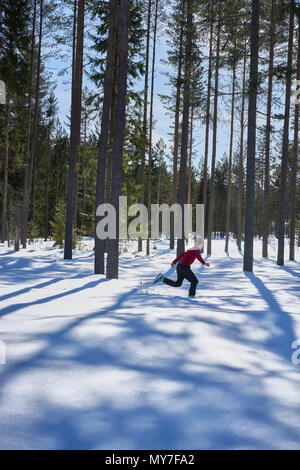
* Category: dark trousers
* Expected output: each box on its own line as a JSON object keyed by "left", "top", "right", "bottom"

{"left": 163, "top": 263, "right": 199, "bottom": 297}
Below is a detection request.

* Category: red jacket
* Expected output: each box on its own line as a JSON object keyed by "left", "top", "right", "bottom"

{"left": 173, "top": 249, "right": 205, "bottom": 266}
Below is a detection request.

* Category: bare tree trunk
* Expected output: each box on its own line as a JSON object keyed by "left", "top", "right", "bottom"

{"left": 262, "top": 0, "right": 275, "bottom": 258}
{"left": 105, "top": 56, "right": 119, "bottom": 210}
{"left": 138, "top": 0, "right": 152, "bottom": 252}
{"left": 103, "top": 27, "right": 119, "bottom": 257}
{"left": 146, "top": 0, "right": 159, "bottom": 256}
{"left": 82, "top": 108, "right": 87, "bottom": 231}
{"left": 207, "top": 19, "right": 221, "bottom": 256}
{"left": 73, "top": 161, "right": 80, "bottom": 229}
{"left": 106, "top": 0, "right": 129, "bottom": 279}
{"left": 23, "top": 0, "right": 43, "bottom": 248}
{"left": 22, "top": 0, "right": 37, "bottom": 247}
{"left": 44, "top": 127, "right": 51, "bottom": 240}
{"left": 157, "top": 172, "right": 161, "bottom": 205}
{"left": 177, "top": 0, "right": 192, "bottom": 256}
{"left": 202, "top": 17, "right": 213, "bottom": 210}
{"left": 55, "top": 173, "right": 60, "bottom": 209}
{"left": 237, "top": 44, "right": 247, "bottom": 251}
{"left": 73, "top": 156, "right": 81, "bottom": 228}
{"left": 72, "top": 0, "right": 77, "bottom": 87}
{"left": 277, "top": 0, "right": 294, "bottom": 266}
{"left": 82, "top": 177, "right": 86, "bottom": 226}
{"left": 73, "top": 0, "right": 83, "bottom": 229}
{"left": 1, "top": 90, "right": 10, "bottom": 243}
{"left": 64, "top": 0, "right": 85, "bottom": 259}
{"left": 170, "top": 8, "right": 184, "bottom": 250}
{"left": 70, "top": 0, "right": 78, "bottom": 227}
{"left": 106, "top": 88, "right": 117, "bottom": 203}
{"left": 15, "top": 205, "right": 21, "bottom": 252}
{"left": 289, "top": 22, "right": 300, "bottom": 261}
{"left": 187, "top": 104, "right": 194, "bottom": 206}
{"left": 225, "top": 62, "right": 236, "bottom": 253}
{"left": 32, "top": 158, "right": 36, "bottom": 227}
{"left": 95, "top": 0, "right": 117, "bottom": 274}
{"left": 243, "top": 0, "right": 260, "bottom": 273}
{"left": 6, "top": 222, "right": 10, "bottom": 247}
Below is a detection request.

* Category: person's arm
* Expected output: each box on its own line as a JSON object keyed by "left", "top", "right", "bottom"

{"left": 196, "top": 252, "right": 210, "bottom": 267}
{"left": 171, "top": 252, "right": 184, "bottom": 267}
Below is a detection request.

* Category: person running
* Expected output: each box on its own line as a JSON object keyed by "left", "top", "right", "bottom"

{"left": 155, "top": 241, "right": 210, "bottom": 298}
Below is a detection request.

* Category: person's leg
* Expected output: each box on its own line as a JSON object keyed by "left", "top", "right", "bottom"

{"left": 163, "top": 265, "right": 184, "bottom": 288}
{"left": 181, "top": 266, "right": 198, "bottom": 297}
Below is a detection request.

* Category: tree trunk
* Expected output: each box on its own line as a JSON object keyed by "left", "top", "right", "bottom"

{"left": 23, "top": 0, "right": 43, "bottom": 248}
{"left": 95, "top": 0, "right": 118, "bottom": 274}
{"left": 146, "top": 0, "right": 159, "bottom": 256}
{"left": 277, "top": 0, "right": 294, "bottom": 266}
{"left": 15, "top": 205, "right": 21, "bottom": 252}
{"left": 177, "top": 0, "right": 192, "bottom": 256}
{"left": 187, "top": 104, "right": 194, "bottom": 206}
{"left": 262, "top": 0, "right": 275, "bottom": 258}
{"left": 1, "top": 90, "right": 10, "bottom": 243}
{"left": 82, "top": 108, "right": 87, "bottom": 231}
{"left": 82, "top": 177, "right": 86, "bottom": 227}
{"left": 202, "top": 17, "right": 213, "bottom": 211}
{"left": 6, "top": 222, "right": 10, "bottom": 247}
{"left": 106, "top": 86, "right": 117, "bottom": 202}
{"left": 32, "top": 159, "right": 36, "bottom": 227}
{"left": 138, "top": 0, "right": 152, "bottom": 252}
{"left": 105, "top": 59, "right": 118, "bottom": 214}
{"left": 243, "top": 0, "right": 260, "bottom": 273}
{"left": 22, "top": 0, "right": 37, "bottom": 247}
{"left": 73, "top": 0, "right": 84, "bottom": 229}
{"left": 71, "top": 0, "right": 78, "bottom": 226}
{"left": 170, "top": 8, "right": 184, "bottom": 250}
{"left": 207, "top": 19, "right": 221, "bottom": 256}
{"left": 64, "top": 0, "right": 85, "bottom": 259}
{"left": 157, "top": 171, "right": 161, "bottom": 205}
{"left": 106, "top": 0, "right": 129, "bottom": 279}
{"left": 237, "top": 42, "right": 247, "bottom": 251}
{"left": 289, "top": 23, "right": 300, "bottom": 261}
{"left": 225, "top": 61, "right": 236, "bottom": 253}
{"left": 73, "top": 154, "right": 81, "bottom": 228}
{"left": 72, "top": 0, "right": 77, "bottom": 85}
{"left": 44, "top": 127, "right": 51, "bottom": 240}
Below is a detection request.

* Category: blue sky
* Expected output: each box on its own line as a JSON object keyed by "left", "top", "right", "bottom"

{"left": 46, "top": 11, "right": 238, "bottom": 174}
{"left": 45, "top": 6, "right": 288, "bottom": 175}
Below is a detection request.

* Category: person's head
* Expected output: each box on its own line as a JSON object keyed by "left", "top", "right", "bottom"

{"left": 193, "top": 237, "right": 204, "bottom": 250}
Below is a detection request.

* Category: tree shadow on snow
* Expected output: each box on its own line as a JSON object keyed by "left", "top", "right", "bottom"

{"left": 1, "top": 280, "right": 300, "bottom": 449}
{"left": 244, "top": 272, "right": 296, "bottom": 362}
{"left": 0, "top": 253, "right": 299, "bottom": 449}
{"left": 280, "top": 265, "right": 300, "bottom": 280}
{"left": 0, "top": 277, "right": 110, "bottom": 318}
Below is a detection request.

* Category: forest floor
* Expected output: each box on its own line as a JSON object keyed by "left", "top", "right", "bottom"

{"left": 0, "top": 237, "right": 300, "bottom": 450}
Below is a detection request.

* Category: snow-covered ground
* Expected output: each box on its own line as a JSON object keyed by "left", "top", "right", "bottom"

{"left": 0, "top": 237, "right": 299, "bottom": 450}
